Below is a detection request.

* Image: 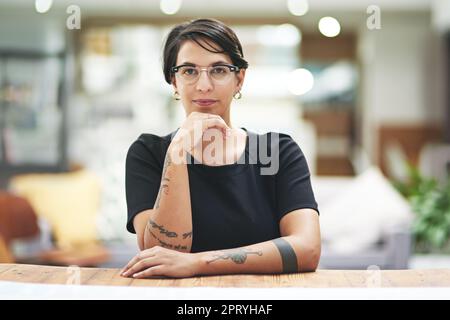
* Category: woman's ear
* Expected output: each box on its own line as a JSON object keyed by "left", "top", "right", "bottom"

{"left": 171, "top": 77, "right": 178, "bottom": 92}
{"left": 236, "top": 68, "right": 246, "bottom": 89}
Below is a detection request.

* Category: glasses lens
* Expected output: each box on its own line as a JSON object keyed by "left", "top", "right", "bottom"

{"left": 178, "top": 66, "right": 198, "bottom": 82}
{"left": 210, "top": 66, "right": 231, "bottom": 81}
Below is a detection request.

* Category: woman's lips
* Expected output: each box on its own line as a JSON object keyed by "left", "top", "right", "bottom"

{"left": 193, "top": 99, "right": 218, "bottom": 106}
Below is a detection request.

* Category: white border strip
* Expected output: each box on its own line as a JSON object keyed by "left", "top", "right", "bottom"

{"left": 1, "top": 281, "right": 450, "bottom": 300}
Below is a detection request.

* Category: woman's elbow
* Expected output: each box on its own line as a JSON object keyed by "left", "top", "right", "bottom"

{"left": 298, "top": 242, "right": 321, "bottom": 272}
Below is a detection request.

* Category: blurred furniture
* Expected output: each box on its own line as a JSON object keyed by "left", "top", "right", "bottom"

{"left": 9, "top": 169, "right": 101, "bottom": 249}
{"left": 301, "top": 33, "right": 356, "bottom": 61}
{"left": 1, "top": 264, "right": 450, "bottom": 288}
{"left": 0, "top": 236, "right": 13, "bottom": 263}
{"left": 378, "top": 124, "right": 442, "bottom": 179}
{"left": 319, "top": 227, "right": 412, "bottom": 270}
{"left": 0, "top": 191, "right": 40, "bottom": 263}
{"left": 36, "top": 244, "right": 110, "bottom": 267}
{"left": 5, "top": 169, "right": 111, "bottom": 267}
{"left": 312, "top": 173, "right": 413, "bottom": 270}
{"left": 303, "top": 110, "right": 355, "bottom": 176}
{"left": 300, "top": 32, "right": 358, "bottom": 177}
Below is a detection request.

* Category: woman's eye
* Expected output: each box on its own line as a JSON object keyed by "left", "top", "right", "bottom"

{"left": 212, "top": 67, "right": 227, "bottom": 74}
{"left": 183, "top": 68, "right": 197, "bottom": 75}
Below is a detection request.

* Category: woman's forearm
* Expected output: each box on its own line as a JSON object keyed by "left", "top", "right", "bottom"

{"left": 194, "top": 236, "right": 320, "bottom": 275}
{"left": 144, "top": 142, "right": 193, "bottom": 252}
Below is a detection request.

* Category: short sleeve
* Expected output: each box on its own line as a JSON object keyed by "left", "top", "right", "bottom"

{"left": 275, "top": 134, "right": 319, "bottom": 221}
{"left": 125, "top": 135, "right": 164, "bottom": 233}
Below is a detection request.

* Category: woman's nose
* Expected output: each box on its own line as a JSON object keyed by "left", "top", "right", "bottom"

{"left": 195, "top": 71, "right": 214, "bottom": 92}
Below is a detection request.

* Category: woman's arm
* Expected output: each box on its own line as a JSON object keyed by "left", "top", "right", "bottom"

{"left": 132, "top": 210, "right": 150, "bottom": 250}
{"left": 195, "top": 208, "right": 321, "bottom": 275}
{"left": 133, "top": 113, "right": 231, "bottom": 253}
{"left": 142, "top": 142, "right": 193, "bottom": 252}
{"left": 121, "top": 208, "right": 320, "bottom": 278}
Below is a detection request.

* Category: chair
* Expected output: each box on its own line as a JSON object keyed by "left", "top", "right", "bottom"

{"left": 0, "top": 191, "right": 40, "bottom": 263}
{"left": 5, "top": 169, "right": 111, "bottom": 267}
{"left": 312, "top": 167, "right": 414, "bottom": 270}
{"left": 0, "top": 236, "right": 13, "bottom": 263}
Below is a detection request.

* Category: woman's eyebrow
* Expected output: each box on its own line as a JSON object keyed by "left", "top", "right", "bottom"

{"left": 179, "top": 60, "right": 230, "bottom": 66}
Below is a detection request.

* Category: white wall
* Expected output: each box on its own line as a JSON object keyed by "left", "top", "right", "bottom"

{"left": 358, "top": 12, "right": 446, "bottom": 163}
{"left": 432, "top": 0, "right": 450, "bottom": 32}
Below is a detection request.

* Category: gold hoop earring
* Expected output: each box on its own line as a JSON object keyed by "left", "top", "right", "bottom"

{"left": 233, "top": 91, "right": 242, "bottom": 100}
{"left": 173, "top": 91, "right": 180, "bottom": 100}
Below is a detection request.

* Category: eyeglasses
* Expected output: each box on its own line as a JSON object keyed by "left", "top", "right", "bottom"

{"left": 171, "top": 64, "right": 240, "bottom": 85}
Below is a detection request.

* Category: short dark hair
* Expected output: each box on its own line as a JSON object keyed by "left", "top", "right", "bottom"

{"left": 162, "top": 18, "right": 249, "bottom": 84}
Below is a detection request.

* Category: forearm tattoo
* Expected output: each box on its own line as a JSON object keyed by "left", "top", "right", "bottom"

{"left": 149, "top": 230, "right": 188, "bottom": 251}
{"left": 182, "top": 231, "right": 192, "bottom": 239}
{"left": 155, "top": 151, "right": 172, "bottom": 209}
{"left": 148, "top": 148, "right": 193, "bottom": 250}
{"left": 272, "top": 238, "right": 298, "bottom": 273}
{"left": 147, "top": 217, "right": 178, "bottom": 238}
{"left": 206, "top": 248, "right": 263, "bottom": 265}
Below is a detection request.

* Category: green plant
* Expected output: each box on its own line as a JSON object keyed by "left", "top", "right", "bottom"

{"left": 392, "top": 162, "right": 450, "bottom": 253}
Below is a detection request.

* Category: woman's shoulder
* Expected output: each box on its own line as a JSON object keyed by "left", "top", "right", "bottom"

{"left": 247, "top": 128, "right": 294, "bottom": 139}
{"left": 127, "top": 130, "right": 177, "bottom": 159}
{"left": 244, "top": 129, "right": 303, "bottom": 173}
{"left": 136, "top": 131, "right": 174, "bottom": 145}
{"left": 246, "top": 129, "right": 299, "bottom": 152}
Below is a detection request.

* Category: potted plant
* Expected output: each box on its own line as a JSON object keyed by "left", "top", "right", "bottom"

{"left": 392, "top": 163, "right": 450, "bottom": 254}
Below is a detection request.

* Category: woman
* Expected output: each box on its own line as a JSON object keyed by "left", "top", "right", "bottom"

{"left": 121, "top": 18, "right": 320, "bottom": 279}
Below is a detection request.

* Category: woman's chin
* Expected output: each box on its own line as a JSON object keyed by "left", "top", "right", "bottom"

{"left": 192, "top": 105, "right": 218, "bottom": 113}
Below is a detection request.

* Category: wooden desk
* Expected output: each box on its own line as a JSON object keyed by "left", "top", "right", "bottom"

{"left": 1, "top": 264, "right": 450, "bottom": 287}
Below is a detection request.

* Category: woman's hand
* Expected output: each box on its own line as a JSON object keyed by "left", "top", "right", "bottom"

{"left": 171, "top": 111, "right": 231, "bottom": 155}
{"left": 120, "top": 246, "right": 200, "bottom": 279}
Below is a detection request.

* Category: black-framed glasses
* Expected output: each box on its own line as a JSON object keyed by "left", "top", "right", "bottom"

{"left": 170, "top": 64, "right": 240, "bottom": 84}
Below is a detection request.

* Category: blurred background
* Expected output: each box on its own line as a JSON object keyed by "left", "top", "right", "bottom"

{"left": 0, "top": 0, "right": 449, "bottom": 270}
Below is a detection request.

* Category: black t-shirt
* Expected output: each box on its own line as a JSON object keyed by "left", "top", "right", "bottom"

{"left": 125, "top": 127, "right": 319, "bottom": 253}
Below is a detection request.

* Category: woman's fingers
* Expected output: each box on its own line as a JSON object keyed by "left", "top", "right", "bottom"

{"left": 120, "top": 252, "right": 146, "bottom": 275}
{"left": 204, "top": 118, "right": 230, "bottom": 137}
{"left": 132, "top": 265, "right": 166, "bottom": 279}
{"left": 122, "top": 256, "right": 160, "bottom": 277}
{"left": 120, "top": 255, "right": 140, "bottom": 275}
{"left": 175, "top": 113, "right": 231, "bottom": 154}
{"left": 191, "top": 112, "right": 230, "bottom": 135}
{"left": 120, "top": 251, "right": 155, "bottom": 276}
